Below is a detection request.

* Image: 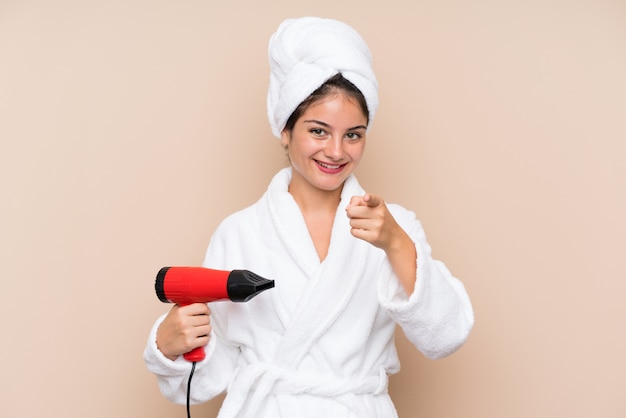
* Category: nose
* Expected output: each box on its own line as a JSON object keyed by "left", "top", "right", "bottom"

{"left": 324, "top": 135, "right": 344, "bottom": 160}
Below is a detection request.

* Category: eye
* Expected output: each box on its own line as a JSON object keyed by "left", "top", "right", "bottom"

{"left": 310, "top": 128, "right": 327, "bottom": 137}
{"left": 345, "top": 132, "right": 363, "bottom": 142}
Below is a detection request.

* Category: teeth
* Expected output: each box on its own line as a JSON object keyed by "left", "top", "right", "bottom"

{"left": 317, "top": 161, "right": 341, "bottom": 169}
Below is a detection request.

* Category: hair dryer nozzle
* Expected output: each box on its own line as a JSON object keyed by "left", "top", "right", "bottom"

{"left": 228, "top": 270, "right": 275, "bottom": 302}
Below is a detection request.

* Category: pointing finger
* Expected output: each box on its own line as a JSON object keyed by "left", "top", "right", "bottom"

{"left": 346, "top": 195, "right": 366, "bottom": 212}
{"left": 364, "top": 193, "right": 382, "bottom": 208}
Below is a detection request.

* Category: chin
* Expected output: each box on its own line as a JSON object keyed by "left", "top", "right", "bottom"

{"left": 315, "top": 177, "right": 348, "bottom": 192}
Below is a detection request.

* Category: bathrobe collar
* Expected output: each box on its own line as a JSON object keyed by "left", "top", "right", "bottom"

{"left": 263, "top": 167, "right": 377, "bottom": 367}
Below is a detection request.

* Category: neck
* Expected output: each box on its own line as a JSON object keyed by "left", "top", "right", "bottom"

{"left": 288, "top": 175, "right": 343, "bottom": 215}
{"left": 287, "top": 171, "right": 344, "bottom": 263}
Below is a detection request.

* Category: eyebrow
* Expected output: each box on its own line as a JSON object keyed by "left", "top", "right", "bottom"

{"left": 302, "top": 119, "right": 367, "bottom": 131}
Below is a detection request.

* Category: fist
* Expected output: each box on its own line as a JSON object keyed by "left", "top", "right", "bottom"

{"left": 156, "top": 303, "right": 212, "bottom": 361}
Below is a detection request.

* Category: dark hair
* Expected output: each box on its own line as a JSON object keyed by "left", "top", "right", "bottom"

{"left": 283, "top": 73, "right": 369, "bottom": 133}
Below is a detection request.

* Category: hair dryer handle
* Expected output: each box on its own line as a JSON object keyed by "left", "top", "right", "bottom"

{"left": 183, "top": 346, "right": 205, "bottom": 362}
{"left": 178, "top": 301, "right": 207, "bottom": 362}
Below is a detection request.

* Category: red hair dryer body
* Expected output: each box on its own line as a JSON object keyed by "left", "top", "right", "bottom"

{"left": 155, "top": 266, "right": 274, "bottom": 362}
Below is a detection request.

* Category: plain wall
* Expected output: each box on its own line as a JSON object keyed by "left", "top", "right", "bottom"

{"left": 1, "top": 0, "right": 625, "bottom": 417}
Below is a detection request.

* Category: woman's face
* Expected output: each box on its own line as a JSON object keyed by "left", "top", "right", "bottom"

{"left": 281, "top": 93, "right": 367, "bottom": 194}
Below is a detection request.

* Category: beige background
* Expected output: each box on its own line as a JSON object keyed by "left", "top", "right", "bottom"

{"left": 1, "top": 0, "right": 625, "bottom": 417}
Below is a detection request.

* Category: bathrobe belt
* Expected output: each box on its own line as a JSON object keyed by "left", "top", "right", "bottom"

{"left": 218, "top": 362, "right": 389, "bottom": 417}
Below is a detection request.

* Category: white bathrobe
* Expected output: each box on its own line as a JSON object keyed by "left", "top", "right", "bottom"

{"left": 144, "top": 167, "right": 474, "bottom": 417}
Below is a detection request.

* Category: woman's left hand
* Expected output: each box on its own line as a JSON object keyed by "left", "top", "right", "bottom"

{"left": 346, "top": 193, "right": 417, "bottom": 295}
{"left": 345, "top": 193, "right": 401, "bottom": 251}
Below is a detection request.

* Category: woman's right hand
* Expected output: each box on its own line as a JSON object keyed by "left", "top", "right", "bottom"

{"left": 155, "top": 303, "right": 212, "bottom": 361}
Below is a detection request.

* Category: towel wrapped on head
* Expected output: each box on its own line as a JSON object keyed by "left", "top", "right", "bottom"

{"left": 267, "top": 17, "right": 379, "bottom": 138}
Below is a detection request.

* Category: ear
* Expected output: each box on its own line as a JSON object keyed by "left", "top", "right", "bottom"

{"left": 280, "top": 129, "right": 290, "bottom": 147}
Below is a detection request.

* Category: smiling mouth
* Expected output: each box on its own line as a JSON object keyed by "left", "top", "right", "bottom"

{"left": 316, "top": 160, "right": 343, "bottom": 169}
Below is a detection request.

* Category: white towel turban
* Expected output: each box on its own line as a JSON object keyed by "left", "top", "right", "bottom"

{"left": 267, "top": 17, "right": 379, "bottom": 138}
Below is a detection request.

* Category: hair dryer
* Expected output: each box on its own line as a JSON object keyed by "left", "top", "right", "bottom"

{"left": 155, "top": 266, "right": 274, "bottom": 362}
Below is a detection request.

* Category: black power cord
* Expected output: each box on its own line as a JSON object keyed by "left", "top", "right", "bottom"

{"left": 186, "top": 362, "right": 197, "bottom": 418}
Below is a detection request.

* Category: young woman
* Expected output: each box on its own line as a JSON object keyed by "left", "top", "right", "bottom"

{"left": 145, "top": 17, "right": 474, "bottom": 418}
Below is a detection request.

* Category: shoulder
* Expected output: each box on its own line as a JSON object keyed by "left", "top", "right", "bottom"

{"left": 214, "top": 202, "right": 260, "bottom": 234}
{"left": 387, "top": 202, "right": 426, "bottom": 238}
{"left": 387, "top": 202, "right": 419, "bottom": 224}
{"left": 204, "top": 201, "right": 263, "bottom": 264}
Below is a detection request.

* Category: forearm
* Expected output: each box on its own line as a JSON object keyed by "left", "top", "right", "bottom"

{"left": 385, "top": 229, "right": 417, "bottom": 296}
{"left": 379, "top": 245, "right": 474, "bottom": 360}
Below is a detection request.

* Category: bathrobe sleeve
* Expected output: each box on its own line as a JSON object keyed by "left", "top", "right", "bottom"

{"left": 143, "top": 314, "right": 239, "bottom": 404}
{"left": 143, "top": 222, "right": 243, "bottom": 405}
{"left": 377, "top": 204, "right": 474, "bottom": 360}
